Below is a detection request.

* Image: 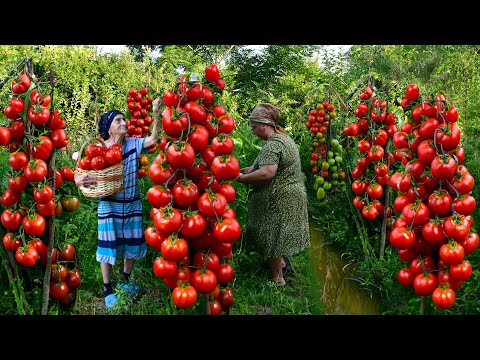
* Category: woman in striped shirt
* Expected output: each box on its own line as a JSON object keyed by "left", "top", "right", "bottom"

{"left": 74, "top": 98, "right": 161, "bottom": 309}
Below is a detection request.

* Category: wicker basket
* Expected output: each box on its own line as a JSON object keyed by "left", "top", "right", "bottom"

{"left": 75, "top": 137, "right": 124, "bottom": 198}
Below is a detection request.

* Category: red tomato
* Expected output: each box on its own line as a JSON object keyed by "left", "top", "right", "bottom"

{"left": 1, "top": 208, "right": 23, "bottom": 231}
{"left": 444, "top": 214, "right": 471, "bottom": 242}
{"left": 49, "top": 129, "right": 69, "bottom": 149}
{"left": 197, "top": 191, "right": 227, "bottom": 219}
{"left": 405, "top": 84, "right": 420, "bottom": 101}
{"left": 153, "top": 206, "right": 182, "bottom": 236}
{"left": 389, "top": 226, "right": 415, "bottom": 250}
{"left": 22, "top": 212, "right": 46, "bottom": 237}
{"left": 172, "top": 179, "right": 199, "bottom": 209}
{"left": 402, "top": 201, "right": 430, "bottom": 227}
{"left": 9, "top": 150, "right": 29, "bottom": 171}
{"left": 3, "top": 232, "right": 22, "bottom": 253}
{"left": 60, "top": 166, "right": 75, "bottom": 182}
{"left": 160, "top": 234, "right": 189, "bottom": 262}
{"left": 148, "top": 161, "right": 174, "bottom": 185}
{"left": 59, "top": 243, "right": 76, "bottom": 261}
{"left": 213, "top": 218, "right": 241, "bottom": 244}
{"left": 205, "top": 64, "right": 220, "bottom": 82}
{"left": 15, "top": 244, "right": 39, "bottom": 267}
{"left": 397, "top": 268, "right": 414, "bottom": 287}
{"left": 145, "top": 226, "right": 165, "bottom": 252}
{"left": 66, "top": 268, "right": 81, "bottom": 289}
{"left": 421, "top": 219, "right": 446, "bottom": 246}
{"left": 413, "top": 272, "right": 438, "bottom": 296}
{"left": 90, "top": 155, "right": 106, "bottom": 170}
{"left": 209, "top": 299, "right": 222, "bottom": 315}
{"left": 211, "top": 135, "right": 234, "bottom": 156}
{"left": 459, "top": 231, "right": 479, "bottom": 256}
{"left": 439, "top": 241, "right": 465, "bottom": 265}
{"left": 435, "top": 123, "right": 461, "bottom": 150}
{"left": 166, "top": 141, "right": 195, "bottom": 169}
{"left": 432, "top": 287, "right": 456, "bottom": 309}
{"left": 33, "top": 184, "right": 54, "bottom": 205}
{"left": 147, "top": 185, "right": 172, "bottom": 208}
{"left": 32, "top": 135, "right": 54, "bottom": 161}
{"left": 183, "top": 100, "right": 207, "bottom": 124}
{"left": 180, "top": 212, "right": 207, "bottom": 239}
{"left": 104, "top": 147, "right": 123, "bottom": 166}
{"left": 172, "top": 284, "right": 197, "bottom": 309}
{"left": 366, "top": 182, "right": 383, "bottom": 199}
{"left": 161, "top": 107, "right": 189, "bottom": 137}
{"left": 450, "top": 260, "right": 472, "bottom": 282}
{"left": 190, "top": 268, "right": 217, "bottom": 294}
{"left": 1, "top": 189, "right": 21, "bottom": 207}
{"left": 0, "top": 126, "right": 12, "bottom": 146}
{"left": 52, "top": 281, "right": 70, "bottom": 301}
{"left": 153, "top": 256, "right": 177, "bottom": 279}
{"left": 24, "top": 159, "right": 48, "bottom": 183}
{"left": 215, "top": 263, "right": 235, "bottom": 284}
{"left": 218, "top": 287, "right": 234, "bottom": 307}
{"left": 51, "top": 263, "right": 68, "bottom": 281}
{"left": 218, "top": 183, "right": 236, "bottom": 204}
{"left": 187, "top": 124, "right": 210, "bottom": 153}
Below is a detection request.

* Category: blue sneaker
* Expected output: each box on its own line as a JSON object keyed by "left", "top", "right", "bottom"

{"left": 104, "top": 293, "right": 118, "bottom": 309}
{"left": 117, "top": 279, "right": 141, "bottom": 296}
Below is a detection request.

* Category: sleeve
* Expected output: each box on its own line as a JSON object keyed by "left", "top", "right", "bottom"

{"left": 135, "top": 137, "right": 148, "bottom": 156}
{"left": 256, "top": 139, "right": 281, "bottom": 166}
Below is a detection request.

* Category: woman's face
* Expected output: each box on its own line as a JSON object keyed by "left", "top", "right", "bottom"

{"left": 109, "top": 114, "right": 128, "bottom": 138}
{"left": 251, "top": 123, "right": 269, "bottom": 139}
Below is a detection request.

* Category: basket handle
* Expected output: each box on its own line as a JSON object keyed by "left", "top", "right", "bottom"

{"left": 76, "top": 137, "right": 106, "bottom": 169}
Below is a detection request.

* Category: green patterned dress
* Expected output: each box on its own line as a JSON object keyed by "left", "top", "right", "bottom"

{"left": 247, "top": 134, "right": 310, "bottom": 259}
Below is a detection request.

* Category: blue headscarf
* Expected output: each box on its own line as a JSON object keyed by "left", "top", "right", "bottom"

{"left": 98, "top": 110, "right": 123, "bottom": 140}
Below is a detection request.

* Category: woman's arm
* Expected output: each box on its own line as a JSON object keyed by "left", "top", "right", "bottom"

{"left": 143, "top": 97, "right": 162, "bottom": 148}
{"left": 235, "top": 164, "right": 277, "bottom": 184}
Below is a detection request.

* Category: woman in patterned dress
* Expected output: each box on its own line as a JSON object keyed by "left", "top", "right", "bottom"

{"left": 235, "top": 103, "right": 310, "bottom": 285}
{"left": 74, "top": 98, "right": 161, "bottom": 308}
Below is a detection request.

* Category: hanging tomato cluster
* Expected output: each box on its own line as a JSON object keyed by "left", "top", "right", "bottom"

{"left": 389, "top": 84, "right": 477, "bottom": 310}
{"left": 125, "top": 87, "right": 154, "bottom": 140}
{"left": 0, "top": 70, "right": 81, "bottom": 307}
{"left": 145, "top": 64, "right": 238, "bottom": 314}
{"left": 345, "top": 85, "right": 398, "bottom": 221}
{"left": 305, "top": 100, "right": 345, "bottom": 200}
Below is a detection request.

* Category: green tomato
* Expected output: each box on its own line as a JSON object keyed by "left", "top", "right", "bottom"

{"left": 313, "top": 182, "right": 319, "bottom": 191}
{"left": 316, "top": 187, "right": 326, "bottom": 200}
{"left": 327, "top": 151, "right": 334, "bottom": 158}
{"left": 323, "top": 181, "right": 332, "bottom": 190}
{"left": 321, "top": 161, "right": 330, "bottom": 170}
{"left": 335, "top": 156, "right": 343, "bottom": 163}
{"left": 331, "top": 139, "right": 339, "bottom": 147}
{"left": 328, "top": 158, "right": 336, "bottom": 166}
{"left": 331, "top": 172, "right": 339, "bottom": 179}
{"left": 315, "top": 176, "right": 325, "bottom": 185}
{"left": 329, "top": 165, "right": 337, "bottom": 173}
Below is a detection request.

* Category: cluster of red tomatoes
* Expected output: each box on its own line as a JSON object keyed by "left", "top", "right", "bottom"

{"left": 0, "top": 71, "right": 80, "bottom": 306}
{"left": 346, "top": 85, "right": 398, "bottom": 221}
{"left": 76, "top": 142, "right": 123, "bottom": 171}
{"left": 145, "top": 64, "right": 237, "bottom": 314}
{"left": 125, "top": 87, "right": 153, "bottom": 138}
{"left": 388, "top": 84, "right": 477, "bottom": 309}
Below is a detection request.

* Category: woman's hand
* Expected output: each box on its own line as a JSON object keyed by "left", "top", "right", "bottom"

{"left": 240, "top": 166, "right": 254, "bottom": 174}
{"left": 74, "top": 171, "right": 97, "bottom": 188}
{"left": 152, "top": 97, "right": 162, "bottom": 118}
